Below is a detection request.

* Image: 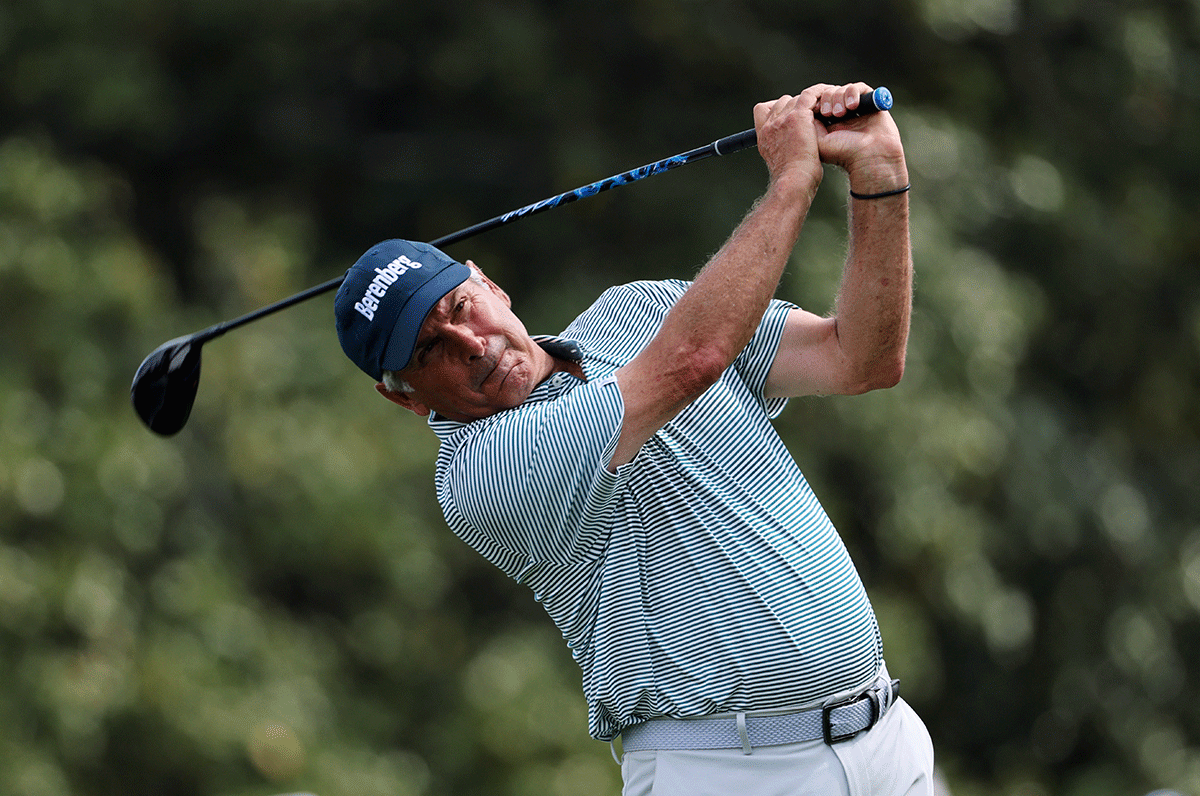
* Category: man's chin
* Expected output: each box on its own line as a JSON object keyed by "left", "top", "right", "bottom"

{"left": 495, "top": 376, "right": 535, "bottom": 411}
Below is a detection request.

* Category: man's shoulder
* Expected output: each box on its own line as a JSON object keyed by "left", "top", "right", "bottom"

{"left": 568, "top": 279, "right": 689, "bottom": 330}
{"left": 558, "top": 280, "right": 686, "bottom": 366}
{"left": 591, "top": 279, "right": 690, "bottom": 308}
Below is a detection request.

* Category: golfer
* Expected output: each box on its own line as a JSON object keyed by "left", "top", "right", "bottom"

{"left": 335, "top": 82, "right": 933, "bottom": 795}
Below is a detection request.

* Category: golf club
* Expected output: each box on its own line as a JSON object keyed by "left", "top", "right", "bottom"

{"left": 131, "top": 87, "right": 894, "bottom": 435}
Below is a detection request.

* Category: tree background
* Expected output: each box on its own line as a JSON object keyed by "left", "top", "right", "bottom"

{"left": 1, "top": 1, "right": 1198, "bottom": 794}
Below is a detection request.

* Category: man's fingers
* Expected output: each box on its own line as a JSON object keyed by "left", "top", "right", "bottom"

{"left": 754, "top": 83, "right": 889, "bottom": 183}
{"left": 754, "top": 94, "right": 794, "bottom": 126}
{"left": 815, "top": 83, "right": 875, "bottom": 123}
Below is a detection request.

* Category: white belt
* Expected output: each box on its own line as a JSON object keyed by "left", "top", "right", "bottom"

{"left": 619, "top": 678, "right": 900, "bottom": 755}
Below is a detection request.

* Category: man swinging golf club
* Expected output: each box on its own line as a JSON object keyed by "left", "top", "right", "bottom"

{"left": 335, "top": 82, "right": 932, "bottom": 796}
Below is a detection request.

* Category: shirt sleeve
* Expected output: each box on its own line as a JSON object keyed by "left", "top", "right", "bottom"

{"left": 577, "top": 282, "right": 796, "bottom": 419}
{"left": 435, "top": 375, "right": 628, "bottom": 577}
{"left": 732, "top": 298, "right": 797, "bottom": 419}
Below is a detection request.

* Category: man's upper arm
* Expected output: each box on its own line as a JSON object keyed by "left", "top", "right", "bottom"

{"left": 438, "top": 379, "right": 626, "bottom": 571}
{"left": 763, "top": 307, "right": 857, "bottom": 399}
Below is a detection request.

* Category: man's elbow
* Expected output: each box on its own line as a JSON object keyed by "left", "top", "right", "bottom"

{"left": 872, "top": 356, "right": 906, "bottom": 390}
{"left": 846, "top": 353, "right": 906, "bottom": 394}
{"left": 681, "top": 345, "right": 733, "bottom": 394}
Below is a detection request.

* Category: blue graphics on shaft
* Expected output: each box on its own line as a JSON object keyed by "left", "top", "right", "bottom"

{"left": 501, "top": 155, "right": 690, "bottom": 223}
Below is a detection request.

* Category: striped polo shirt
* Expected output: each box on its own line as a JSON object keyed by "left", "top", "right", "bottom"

{"left": 430, "top": 279, "right": 883, "bottom": 741}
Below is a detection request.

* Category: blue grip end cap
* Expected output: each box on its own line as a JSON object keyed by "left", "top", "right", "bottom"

{"left": 873, "top": 87, "right": 893, "bottom": 112}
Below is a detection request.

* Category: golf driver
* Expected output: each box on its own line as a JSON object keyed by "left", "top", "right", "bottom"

{"left": 131, "top": 87, "right": 894, "bottom": 435}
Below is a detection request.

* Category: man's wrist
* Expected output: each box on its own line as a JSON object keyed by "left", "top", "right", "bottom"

{"left": 846, "top": 156, "right": 908, "bottom": 198}
{"left": 767, "top": 162, "right": 823, "bottom": 205}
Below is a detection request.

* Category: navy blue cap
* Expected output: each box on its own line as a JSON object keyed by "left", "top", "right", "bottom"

{"left": 334, "top": 240, "right": 471, "bottom": 381}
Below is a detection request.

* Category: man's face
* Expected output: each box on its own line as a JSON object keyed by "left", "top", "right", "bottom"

{"left": 377, "top": 264, "right": 553, "bottom": 422}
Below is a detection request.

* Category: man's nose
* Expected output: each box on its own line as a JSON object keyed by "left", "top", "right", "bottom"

{"left": 445, "top": 324, "right": 486, "bottom": 359}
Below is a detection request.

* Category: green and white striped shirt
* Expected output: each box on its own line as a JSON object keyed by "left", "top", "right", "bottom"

{"left": 431, "top": 280, "right": 883, "bottom": 741}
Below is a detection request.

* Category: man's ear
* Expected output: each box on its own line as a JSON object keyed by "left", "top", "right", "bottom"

{"left": 375, "top": 382, "right": 431, "bottom": 417}
{"left": 466, "top": 260, "right": 511, "bottom": 308}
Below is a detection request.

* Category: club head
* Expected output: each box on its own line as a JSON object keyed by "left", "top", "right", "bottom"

{"left": 130, "top": 335, "right": 204, "bottom": 436}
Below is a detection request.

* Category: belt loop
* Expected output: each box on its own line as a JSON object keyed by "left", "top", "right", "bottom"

{"left": 735, "top": 712, "right": 752, "bottom": 755}
{"left": 868, "top": 683, "right": 885, "bottom": 722}
{"left": 885, "top": 678, "right": 900, "bottom": 713}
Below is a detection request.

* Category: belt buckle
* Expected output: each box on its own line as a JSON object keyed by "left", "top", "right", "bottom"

{"left": 821, "top": 692, "right": 877, "bottom": 745}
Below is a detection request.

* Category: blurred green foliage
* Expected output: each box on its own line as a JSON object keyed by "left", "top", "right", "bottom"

{"left": 1, "top": 1, "right": 1199, "bottom": 795}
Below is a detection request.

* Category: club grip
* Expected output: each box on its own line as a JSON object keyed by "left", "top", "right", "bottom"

{"left": 712, "top": 128, "right": 758, "bottom": 156}
{"left": 862, "top": 86, "right": 894, "bottom": 114}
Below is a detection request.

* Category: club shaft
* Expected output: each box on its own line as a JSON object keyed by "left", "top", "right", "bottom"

{"left": 195, "top": 134, "right": 755, "bottom": 342}
{"left": 187, "top": 88, "right": 891, "bottom": 343}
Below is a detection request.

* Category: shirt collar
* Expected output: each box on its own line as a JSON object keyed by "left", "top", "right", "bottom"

{"left": 533, "top": 335, "right": 583, "bottom": 362}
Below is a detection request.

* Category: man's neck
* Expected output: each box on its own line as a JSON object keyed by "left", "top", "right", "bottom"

{"left": 551, "top": 356, "right": 586, "bottom": 381}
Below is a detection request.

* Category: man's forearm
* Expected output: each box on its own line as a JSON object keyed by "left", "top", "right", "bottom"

{"left": 606, "top": 180, "right": 813, "bottom": 469}
{"left": 609, "top": 85, "right": 856, "bottom": 468}
{"left": 661, "top": 180, "right": 814, "bottom": 376}
{"left": 833, "top": 190, "right": 912, "bottom": 391}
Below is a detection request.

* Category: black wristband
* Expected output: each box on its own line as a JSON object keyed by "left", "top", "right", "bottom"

{"left": 849, "top": 184, "right": 910, "bottom": 200}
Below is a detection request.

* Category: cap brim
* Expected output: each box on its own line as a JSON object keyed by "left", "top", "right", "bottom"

{"left": 377, "top": 262, "right": 471, "bottom": 376}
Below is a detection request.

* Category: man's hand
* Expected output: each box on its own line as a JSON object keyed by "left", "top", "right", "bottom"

{"left": 752, "top": 89, "right": 825, "bottom": 201}
{"left": 810, "top": 82, "right": 908, "bottom": 197}
{"left": 752, "top": 83, "right": 906, "bottom": 200}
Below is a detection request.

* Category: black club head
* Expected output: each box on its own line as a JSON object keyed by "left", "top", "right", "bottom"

{"left": 130, "top": 335, "right": 204, "bottom": 436}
